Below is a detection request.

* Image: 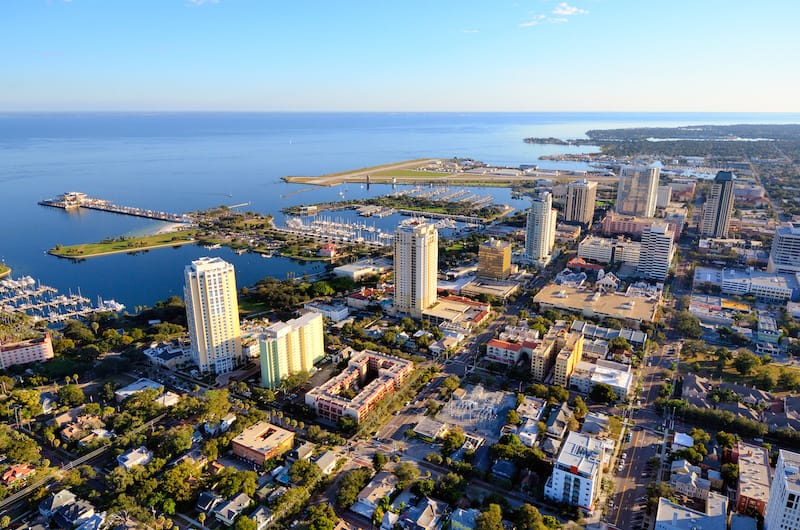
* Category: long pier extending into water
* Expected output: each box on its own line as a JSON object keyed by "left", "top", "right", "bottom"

{"left": 39, "top": 192, "right": 192, "bottom": 223}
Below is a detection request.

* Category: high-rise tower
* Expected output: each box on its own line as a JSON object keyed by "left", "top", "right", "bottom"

{"left": 184, "top": 257, "right": 242, "bottom": 374}
{"left": 700, "top": 171, "right": 735, "bottom": 238}
{"left": 565, "top": 179, "right": 597, "bottom": 226}
{"left": 393, "top": 221, "right": 438, "bottom": 317}
{"left": 526, "top": 192, "right": 557, "bottom": 263}
{"left": 616, "top": 163, "right": 660, "bottom": 217}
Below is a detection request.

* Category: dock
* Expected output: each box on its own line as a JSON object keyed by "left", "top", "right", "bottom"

{"left": 39, "top": 192, "right": 192, "bottom": 223}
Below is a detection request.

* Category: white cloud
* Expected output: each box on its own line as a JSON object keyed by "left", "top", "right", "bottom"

{"left": 552, "top": 2, "right": 588, "bottom": 16}
{"left": 519, "top": 14, "right": 546, "bottom": 27}
{"left": 462, "top": 29, "right": 480, "bottom": 34}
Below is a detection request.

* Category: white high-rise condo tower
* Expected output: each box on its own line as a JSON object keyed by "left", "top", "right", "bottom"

{"left": 637, "top": 223, "right": 675, "bottom": 281}
{"left": 393, "top": 220, "right": 438, "bottom": 317}
{"left": 768, "top": 223, "right": 800, "bottom": 274}
{"left": 700, "top": 171, "right": 735, "bottom": 238}
{"left": 764, "top": 449, "right": 800, "bottom": 530}
{"left": 526, "top": 192, "right": 557, "bottom": 263}
{"left": 616, "top": 163, "right": 660, "bottom": 218}
{"left": 184, "top": 257, "right": 242, "bottom": 374}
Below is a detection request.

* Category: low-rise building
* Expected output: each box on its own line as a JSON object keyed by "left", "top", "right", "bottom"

{"left": 734, "top": 442, "right": 772, "bottom": 516}
{"left": 569, "top": 360, "right": 632, "bottom": 400}
{"left": 554, "top": 332, "right": 584, "bottom": 388}
{"left": 315, "top": 451, "right": 339, "bottom": 476}
{"left": 53, "top": 500, "right": 96, "bottom": 530}
{"left": 351, "top": 471, "right": 398, "bottom": 518}
{"left": 305, "top": 350, "right": 413, "bottom": 424}
{"left": 534, "top": 283, "right": 661, "bottom": 327}
{"left": 117, "top": 446, "right": 153, "bottom": 470}
{"left": 421, "top": 295, "right": 491, "bottom": 331}
{"left": 334, "top": 258, "right": 392, "bottom": 282}
{"left": 0, "top": 333, "right": 54, "bottom": 370}
{"left": 1, "top": 464, "right": 35, "bottom": 485}
{"left": 450, "top": 508, "right": 480, "bottom": 530}
{"left": 143, "top": 340, "right": 191, "bottom": 369}
{"left": 569, "top": 320, "right": 647, "bottom": 348}
{"left": 654, "top": 491, "right": 728, "bottom": 530}
{"left": 544, "top": 431, "right": 604, "bottom": 511}
{"left": 40, "top": 489, "right": 77, "bottom": 519}
{"left": 231, "top": 422, "right": 294, "bottom": 465}
{"left": 400, "top": 497, "right": 448, "bottom": 530}
{"left": 302, "top": 301, "right": 350, "bottom": 322}
{"left": 485, "top": 338, "right": 537, "bottom": 367}
{"left": 215, "top": 493, "right": 252, "bottom": 526}
{"left": 114, "top": 378, "right": 163, "bottom": 402}
{"left": 578, "top": 235, "right": 641, "bottom": 266}
{"left": 413, "top": 417, "right": 448, "bottom": 443}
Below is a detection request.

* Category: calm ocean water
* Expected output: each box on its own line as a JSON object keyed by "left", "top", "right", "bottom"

{"left": 2, "top": 112, "right": 799, "bottom": 310}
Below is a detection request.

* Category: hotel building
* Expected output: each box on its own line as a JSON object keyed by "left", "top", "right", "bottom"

{"left": 0, "top": 333, "right": 54, "bottom": 370}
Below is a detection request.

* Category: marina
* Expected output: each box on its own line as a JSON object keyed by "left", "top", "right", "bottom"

{"left": 39, "top": 192, "right": 192, "bottom": 224}
{"left": 0, "top": 275, "right": 124, "bottom": 323}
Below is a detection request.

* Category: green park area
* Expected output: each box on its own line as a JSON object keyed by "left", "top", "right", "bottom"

{"left": 0, "top": 265, "right": 10, "bottom": 278}
{"left": 49, "top": 230, "right": 199, "bottom": 258}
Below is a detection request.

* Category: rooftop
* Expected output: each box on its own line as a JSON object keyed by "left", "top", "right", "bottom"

{"left": 655, "top": 492, "right": 727, "bottom": 530}
{"left": 737, "top": 442, "right": 771, "bottom": 505}
{"left": 534, "top": 283, "right": 660, "bottom": 324}
{"left": 232, "top": 422, "right": 294, "bottom": 454}
{"left": 555, "top": 431, "right": 603, "bottom": 479}
{"left": 779, "top": 449, "right": 800, "bottom": 491}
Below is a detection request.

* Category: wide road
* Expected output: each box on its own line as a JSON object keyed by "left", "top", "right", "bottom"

{"left": 607, "top": 342, "right": 678, "bottom": 530}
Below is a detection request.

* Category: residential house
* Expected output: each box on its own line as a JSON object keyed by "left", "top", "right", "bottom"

{"left": 117, "top": 446, "right": 153, "bottom": 470}
{"left": 400, "top": 497, "right": 448, "bottom": 530}
{"left": 39, "top": 489, "right": 77, "bottom": 519}
{"left": 315, "top": 451, "right": 339, "bottom": 476}
{"left": 2, "top": 464, "right": 35, "bottom": 485}
{"left": 546, "top": 403, "right": 573, "bottom": 440}
{"left": 53, "top": 500, "right": 95, "bottom": 529}
{"left": 450, "top": 508, "right": 480, "bottom": 530}
{"left": 215, "top": 493, "right": 252, "bottom": 526}
{"left": 196, "top": 491, "right": 223, "bottom": 514}
{"left": 249, "top": 505, "right": 273, "bottom": 530}
{"left": 351, "top": 471, "right": 398, "bottom": 519}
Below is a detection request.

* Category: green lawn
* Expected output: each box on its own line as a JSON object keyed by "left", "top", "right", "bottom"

{"left": 50, "top": 229, "right": 199, "bottom": 258}
{"left": 373, "top": 169, "right": 450, "bottom": 178}
{"left": 0, "top": 265, "right": 10, "bottom": 278}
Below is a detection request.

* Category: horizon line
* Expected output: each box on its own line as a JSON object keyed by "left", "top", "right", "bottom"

{"left": 2, "top": 109, "right": 800, "bottom": 115}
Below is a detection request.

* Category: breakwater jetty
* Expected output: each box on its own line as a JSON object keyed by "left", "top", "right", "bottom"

{"left": 39, "top": 192, "right": 192, "bottom": 223}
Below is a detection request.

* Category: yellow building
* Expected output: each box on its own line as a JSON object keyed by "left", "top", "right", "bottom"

{"left": 530, "top": 340, "right": 556, "bottom": 382}
{"left": 554, "top": 332, "right": 584, "bottom": 387}
{"left": 478, "top": 238, "right": 512, "bottom": 280}
{"left": 184, "top": 257, "right": 242, "bottom": 374}
{"left": 260, "top": 312, "right": 325, "bottom": 389}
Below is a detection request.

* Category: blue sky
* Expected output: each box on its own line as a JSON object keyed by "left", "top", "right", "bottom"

{"left": 2, "top": 0, "right": 799, "bottom": 111}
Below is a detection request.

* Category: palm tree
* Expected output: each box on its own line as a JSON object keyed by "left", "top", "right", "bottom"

{"left": 64, "top": 376, "right": 71, "bottom": 385}
{"left": 198, "top": 512, "right": 206, "bottom": 527}
{"left": 72, "top": 374, "right": 79, "bottom": 384}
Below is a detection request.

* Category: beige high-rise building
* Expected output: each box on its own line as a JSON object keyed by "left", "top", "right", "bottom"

{"left": 554, "top": 332, "right": 584, "bottom": 387}
{"left": 565, "top": 179, "right": 597, "bottom": 226}
{"left": 616, "top": 164, "right": 660, "bottom": 218}
{"left": 478, "top": 238, "right": 512, "bottom": 280}
{"left": 184, "top": 257, "right": 242, "bottom": 374}
{"left": 260, "top": 312, "right": 324, "bottom": 390}
{"left": 394, "top": 221, "right": 438, "bottom": 317}
{"left": 700, "top": 171, "right": 735, "bottom": 238}
{"left": 526, "top": 192, "right": 557, "bottom": 263}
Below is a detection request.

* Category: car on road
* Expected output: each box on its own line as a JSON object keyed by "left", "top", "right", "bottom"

{"left": 622, "top": 452, "right": 628, "bottom": 459}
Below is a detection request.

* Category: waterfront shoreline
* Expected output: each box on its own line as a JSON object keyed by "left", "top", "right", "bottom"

{"left": 49, "top": 236, "right": 198, "bottom": 259}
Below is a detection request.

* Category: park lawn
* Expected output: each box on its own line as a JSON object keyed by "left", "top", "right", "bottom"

{"left": 238, "top": 297, "right": 271, "bottom": 317}
{"left": 0, "top": 265, "right": 10, "bottom": 277}
{"left": 679, "top": 349, "right": 800, "bottom": 393}
{"left": 51, "top": 229, "right": 199, "bottom": 258}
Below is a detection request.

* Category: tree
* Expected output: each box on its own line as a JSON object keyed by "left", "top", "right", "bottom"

{"left": 215, "top": 468, "right": 257, "bottom": 498}
{"left": 608, "top": 336, "right": 632, "bottom": 353}
{"left": 716, "top": 431, "right": 737, "bottom": 449}
{"left": 234, "top": 517, "right": 257, "bottom": 530}
{"left": 434, "top": 472, "right": 465, "bottom": 504}
{"left": 158, "top": 424, "right": 194, "bottom": 459}
{"left": 197, "top": 513, "right": 206, "bottom": 527}
{"left": 414, "top": 478, "right": 435, "bottom": 497}
{"left": 0, "top": 516, "right": 10, "bottom": 529}
{"left": 289, "top": 459, "right": 322, "bottom": 487}
{"left": 308, "top": 504, "right": 337, "bottom": 530}
{"left": 779, "top": 369, "right": 800, "bottom": 391}
{"left": 673, "top": 311, "right": 703, "bottom": 339}
{"left": 721, "top": 463, "right": 739, "bottom": 485}
{"left": 733, "top": 350, "right": 760, "bottom": 375}
{"left": 590, "top": 383, "right": 617, "bottom": 405}
{"left": 162, "top": 461, "right": 200, "bottom": 502}
{"left": 570, "top": 396, "right": 588, "bottom": 420}
{"left": 372, "top": 452, "right": 387, "bottom": 472}
{"left": 442, "top": 428, "right": 466, "bottom": 455}
{"left": 442, "top": 375, "right": 461, "bottom": 392}
{"left": 506, "top": 410, "right": 523, "bottom": 426}
{"left": 395, "top": 462, "right": 420, "bottom": 485}
{"left": 200, "top": 389, "right": 231, "bottom": 421}
{"left": 203, "top": 439, "right": 219, "bottom": 461}
{"left": 515, "top": 504, "right": 545, "bottom": 530}
{"left": 336, "top": 468, "right": 372, "bottom": 508}
{"left": 546, "top": 385, "right": 569, "bottom": 404}
{"left": 476, "top": 504, "right": 503, "bottom": 530}
{"left": 689, "top": 428, "right": 710, "bottom": 446}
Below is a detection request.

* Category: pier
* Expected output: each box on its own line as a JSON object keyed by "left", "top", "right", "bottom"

{"left": 39, "top": 192, "right": 192, "bottom": 223}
